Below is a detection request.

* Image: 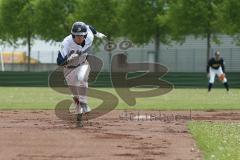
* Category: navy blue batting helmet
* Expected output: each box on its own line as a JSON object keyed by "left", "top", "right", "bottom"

{"left": 71, "top": 22, "right": 87, "bottom": 36}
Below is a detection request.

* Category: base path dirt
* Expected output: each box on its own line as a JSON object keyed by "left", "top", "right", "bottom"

{"left": 1, "top": 110, "right": 239, "bottom": 160}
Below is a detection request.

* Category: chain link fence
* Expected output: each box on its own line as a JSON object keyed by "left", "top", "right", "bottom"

{"left": 127, "top": 47, "right": 240, "bottom": 72}
{"left": 1, "top": 47, "right": 240, "bottom": 72}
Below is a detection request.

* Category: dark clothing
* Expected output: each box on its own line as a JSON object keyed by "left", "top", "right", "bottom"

{"left": 207, "top": 57, "right": 225, "bottom": 73}
{"left": 224, "top": 82, "right": 229, "bottom": 91}
{"left": 208, "top": 83, "right": 213, "bottom": 92}
{"left": 88, "top": 25, "right": 97, "bottom": 35}
{"left": 57, "top": 51, "right": 68, "bottom": 66}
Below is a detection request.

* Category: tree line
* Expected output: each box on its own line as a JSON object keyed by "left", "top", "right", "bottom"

{"left": 0, "top": 0, "right": 240, "bottom": 67}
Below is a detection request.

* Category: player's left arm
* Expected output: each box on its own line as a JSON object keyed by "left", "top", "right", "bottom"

{"left": 221, "top": 58, "right": 226, "bottom": 73}
{"left": 88, "top": 25, "right": 107, "bottom": 39}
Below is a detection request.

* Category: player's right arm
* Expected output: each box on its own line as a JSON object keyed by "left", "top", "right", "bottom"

{"left": 57, "top": 39, "right": 69, "bottom": 66}
{"left": 206, "top": 59, "right": 210, "bottom": 72}
{"left": 206, "top": 58, "right": 212, "bottom": 77}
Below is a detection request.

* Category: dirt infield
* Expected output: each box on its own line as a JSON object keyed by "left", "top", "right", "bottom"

{"left": 1, "top": 110, "right": 240, "bottom": 160}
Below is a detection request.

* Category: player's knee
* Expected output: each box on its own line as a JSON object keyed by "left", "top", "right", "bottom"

{"left": 77, "top": 71, "right": 89, "bottom": 82}
{"left": 222, "top": 78, "right": 227, "bottom": 83}
{"left": 78, "top": 78, "right": 86, "bottom": 86}
{"left": 78, "top": 77, "right": 88, "bottom": 87}
{"left": 78, "top": 73, "right": 87, "bottom": 82}
{"left": 78, "top": 75, "right": 84, "bottom": 82}
{"left": 209, "top": 79, "right": 214, "bottom": 84}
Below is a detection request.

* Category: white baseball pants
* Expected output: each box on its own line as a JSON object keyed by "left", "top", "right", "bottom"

{"left": 64, "top": 61, "right": 90, "bottom": 103}
{"left": 209, "top": 67, "right": 227, "bottom": 84}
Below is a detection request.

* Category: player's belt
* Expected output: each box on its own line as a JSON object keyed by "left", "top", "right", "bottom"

{"left": 65, "top": 59, "right": 88, "bottom": 68}
{"left": 64, "top": 55, "right": 88, "bottom": 68}
{"left": 65, "top": 63, "right": 81, "bottom": 68}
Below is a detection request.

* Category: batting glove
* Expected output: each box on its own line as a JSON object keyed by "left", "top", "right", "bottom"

{"left": 67, "top": 53, "right": 79, "bottom": 62}
{"left": 95, "top": 32, "right": 107, "bottom": 39}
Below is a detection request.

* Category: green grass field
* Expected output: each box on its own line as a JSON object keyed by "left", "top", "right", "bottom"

{"left": 1, "top": 87, "right": 239, "bottom": 160}
{"left": 0, "top": 87, "right": 239, "bottom": 110}
{"left": 188, "top": 122, "right": 240, "bottom": 160}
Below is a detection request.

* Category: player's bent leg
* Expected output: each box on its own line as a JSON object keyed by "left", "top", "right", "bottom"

{"left": 77, "top": 62, "right": 90, "bottom": 85}
{"left": 224, "top": 82, "right": 229, "bottom": 91}
{"left": 64, "top": 70, "right": 82, "bottom": 114}
{"left": 80, "top": 102, "right": 91, "bottom": 114}
{"left": 78, "top": 87, "right": 90, "bottom": 114}
{"left": 77, "top": 62, "right": 91, "bottom": 114}
{"left": 64, "top": 68, "right": 82, "bottom": 110}
{"left": 77, "top": 63, "right": 90, "bottom": 94}
{"left": 208, "top": 83, "right": 213, "bottom": 92}
{"left": 69, "top": 96, "right": 80, "bottom": 114}
{"left": 76, "top": 113, "right": 83, "bottom": 128}
{"left": 222, "top": 78, "right": 229, "bottom": 91}
{"left": 216, "top": 67, "right": 229, "bottom": 91}
{"left": 80, "top": 102, "right": 91, "bottom": 122}
{"left": 208, "top": 72, "right": 215, "bottom": 92}
{"left": 218, "top": 73, "right": 229, "bottom": 91}
{"left": 73, "top": 96, "right": 79, "bottom": 105}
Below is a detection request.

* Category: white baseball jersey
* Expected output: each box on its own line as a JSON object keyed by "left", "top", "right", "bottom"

{"left": 59, "top": 25, "right": 94, "bottom": 67}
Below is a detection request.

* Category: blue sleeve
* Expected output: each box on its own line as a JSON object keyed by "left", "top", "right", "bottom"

{"left": 88, "top": 25, "right": 97, "bottom": 34}
{"left": 57, "top": 51, "right": 68, "bottom": 66}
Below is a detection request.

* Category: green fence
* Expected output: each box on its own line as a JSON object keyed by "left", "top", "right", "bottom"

{"left": 0, "top": 71, "right": 239, "bottom": 88}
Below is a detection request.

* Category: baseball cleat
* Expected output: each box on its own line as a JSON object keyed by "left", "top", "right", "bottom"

{"left": 80, "top": 102, "right": 91, "bottom": 114}
{"left": 76, "top": 113, "right": 83, "bottom": 128}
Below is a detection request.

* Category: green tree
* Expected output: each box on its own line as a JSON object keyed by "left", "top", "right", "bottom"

{"left": 0, "top": 0, "right": 6, "bottom": 45}
{"left": 74, "top": 0, "right": 121, "bottom": 69}
{"left": 120, "top": 0, "right": 170, "bottom": 63}
{"left": 167, "top": 0, "right": 223, "bottom": 61}
{"left": 34, "top": 0, "right": 77, "bottom": 42}
{"left": 0, "top": 0, "right": 36, "bottom": 71}
{"left": 219, "top": 0, "right": 240, "bottom": 44}
{"left": 75, "top": 0, "right": 121, "bottom": 40}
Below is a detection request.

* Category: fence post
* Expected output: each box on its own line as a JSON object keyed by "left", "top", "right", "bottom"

{"left": 230, "top": 48, "right": 232, "bottom": 71}
{"left": 0, "top": 47, "right": 5, "bottom": 72}
{"left": 193, "top": 49, "right": 196, "bottom": 72}
{"left": 175, "top": 49, "right": 178, "bottom": 72}
{"left": 11, "top": 50, "right": 14, "bottom": 71}
{"left": 37, "top": 51, "right": 40, "bottom": 63}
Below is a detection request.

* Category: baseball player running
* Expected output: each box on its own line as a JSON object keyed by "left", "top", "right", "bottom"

{"left": 207, "top": 51, "right": 229, "bottom": 92}
{"left": 57, "top": 21, "right": 106, "bottom": 127}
